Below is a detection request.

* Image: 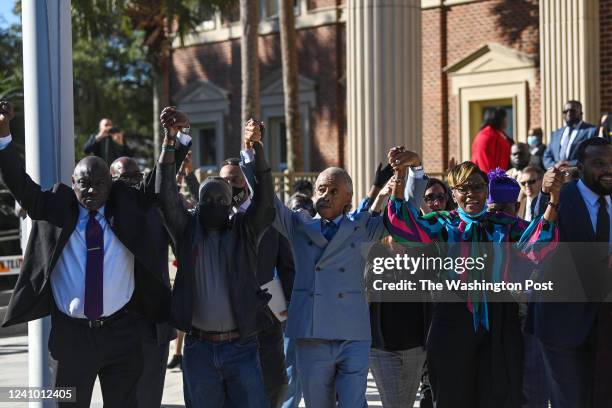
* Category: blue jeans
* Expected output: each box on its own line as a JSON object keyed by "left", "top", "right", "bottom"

{"left": 182, "top": 334, "right": 269, "bottom": 408}
{"left": 295, "top": 339, "right": 370, "bottom": 408}
{"left": 282, "top": 335, "right": 302, "bottom": 408}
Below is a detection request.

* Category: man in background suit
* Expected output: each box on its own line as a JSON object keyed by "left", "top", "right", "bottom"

{"left": 529, "top": 137, "right": 612, "bottom": 407}
{"left": 543, "top": 100, "right": 597, "bottom": 170}
{"left": 0, "top": 101, "right": 174, "bottom": 407}
{"left": 110, "top": 157, "right": 179, "bottom": 408}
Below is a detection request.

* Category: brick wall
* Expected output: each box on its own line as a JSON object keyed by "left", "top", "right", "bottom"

{"left": 171, "top": 23, "right": 344, "bottom": 170}
{"left": 601, "top": 0, "right": 612, "bottom": 113}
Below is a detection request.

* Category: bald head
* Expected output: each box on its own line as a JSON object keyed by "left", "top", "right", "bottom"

{"left": 72, "top": 156, "right": 112, "bottom": 211}
{"left": 313, "top": 167, "right": 353, "bottom": 220}
{"left": 110, "top": 157, "right": 142, "bottom": 186}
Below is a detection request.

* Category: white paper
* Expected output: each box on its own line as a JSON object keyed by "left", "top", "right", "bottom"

{"left": 261, "top": 277, "right": 288, "bottom": 322}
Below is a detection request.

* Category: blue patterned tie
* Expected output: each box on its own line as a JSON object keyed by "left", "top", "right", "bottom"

{"left": 321, "top": 219, "right": 339, "bottom": 241}
{"left": 85, "top": 211, "right": 104, "bottom": 320}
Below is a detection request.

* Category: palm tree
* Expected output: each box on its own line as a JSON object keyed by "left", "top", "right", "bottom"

{"left": 279, "top": 0, "right": 303, "bottom": 171}
{"left": 72, "top": 0, "right": 232, "bottom": 159}
{"left": 240, "top": 0, "right": 260, "bottom": 124}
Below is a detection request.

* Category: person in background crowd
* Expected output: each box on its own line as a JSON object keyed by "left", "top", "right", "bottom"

{"left": 156, "top": 107, "right": 274, "bottom": 407}
{"left": 487, "top": 168, "right": 521, "bottom": 216}
{"left": 287, "top": 193, "right": 315, "bottom": 218}
{"left": 293, "top": 179, "right": 313, "bottom": 197}
{"left": 529, "top": 137, "right": 612, "bottom": 408}
{"left": 527, "top": 128, "right": 547, "bottom": 170}
{"left": 110, "top": 156, "right": 181, "bottom": 408}
{"left": 599, "top": 112, "right": 612, "bottom": 143}
{"left": 517, "top": 166, "right": 544, "bottom": 221}
{"left": 507, "top": 143, "right": 531, "bottom": 181}
{"left": 0, "top": 100, "right": 177, "bottom": 408}
{"left": 386, "top": 150, "right": 562, "bottom": 408}
{"left": 83, "top": 119, "right": 133, "bottom": 164}
{"left": 543, "top": 100, "right": 597, "bottom": 170}
{"left": 471, "top": 107, "right": 513, "bottom": 173}
{"left": 221, "top": 151, "right": 295, "bottom": 408}
{"left": 421, "top": 178, "right": 454, "bottom": 214}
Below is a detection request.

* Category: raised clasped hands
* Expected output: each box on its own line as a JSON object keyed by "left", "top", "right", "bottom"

{"left": 160, "top": 106, "right": 189, "bottom": 137}
{"left": 244, "top": 118, "right": 264, "bottom": 149}
{"left": 541, "top": 167, "right": 564, "bottom": 201}
{"left": 387, "top": 146, "right": 420, "bottom": 171}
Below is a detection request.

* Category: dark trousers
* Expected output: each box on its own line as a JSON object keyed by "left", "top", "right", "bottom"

{"left": 136, "top": 323, "right": 170, "bottom": 408}
{"left": 426, "top": 303, "right": 521, "bottom": 408}
{"left": 49, "top": 309, "right": 144, "bottom": 408}
{"left": 258, "top": 320, "right": 288, "bottom": 408}
{"left": 540, "top": 338, "right": 594, "bottom": 408}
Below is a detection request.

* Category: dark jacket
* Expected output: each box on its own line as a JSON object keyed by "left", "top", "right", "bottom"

{"left": 0, "top": 142, "right": 170, "bottom": 327}
{"left": 156, "top": 142, "right": 276, "bottom": 340}
{"left": 527, "top": 180, "right": 611, "bottom": 348}
{"left": 83, "top": 134, "right": 133, "bottom": 165}
{"left": 543, "top": 122, "right": 597, "bottom": 169}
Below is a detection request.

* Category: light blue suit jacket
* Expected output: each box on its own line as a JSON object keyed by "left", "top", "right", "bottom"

{"left": 240, "top": 151, "right": 428, "bottom": 340}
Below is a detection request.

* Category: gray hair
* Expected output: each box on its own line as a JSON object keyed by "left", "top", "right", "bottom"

{"left": 317, "top": 167, "right": 353, "bottom": 194}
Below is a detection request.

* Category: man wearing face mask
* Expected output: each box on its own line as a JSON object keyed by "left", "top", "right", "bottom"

{"left": 543, "top": 100, "right": 597, "bottom": 170}
{"left": 527, "top": 128, "right": 547, "bottom": 170}
{"left": 156, "top": 107, "right": 275, "bottom": 407}
{"left": 219, "top": 152, "right": 295, "bottom": 408}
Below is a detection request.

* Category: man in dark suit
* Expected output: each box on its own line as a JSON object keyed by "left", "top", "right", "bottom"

{"left": 156, "top": 109, "right": 274, "bottom": 407}
{"left": 543, "top": 100, "right": 597, "bottom": 170}
{"left": 220, "top": 155, "right": 295, "bottom": 408}
{"left": 0, "top": 101, "right": 176, "bottom": 407}
{"left": 529, "top": 137, "right": 612, "bottom": 407}
{"left": 110, "top": 156, "right": 178, "bottom": 408}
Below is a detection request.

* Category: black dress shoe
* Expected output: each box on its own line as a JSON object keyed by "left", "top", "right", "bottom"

{"left": 167, "top": 354, "right": 182, "bottom": 369}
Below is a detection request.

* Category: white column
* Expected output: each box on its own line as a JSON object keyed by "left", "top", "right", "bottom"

{"left": 347, "top": 0, "right": 422, "bottom": 204}
{"left": 540, "top": 0, "right": 600, "bottom": 138}
{"left": 22, "top": 1, "right": 75, "bottom": 406}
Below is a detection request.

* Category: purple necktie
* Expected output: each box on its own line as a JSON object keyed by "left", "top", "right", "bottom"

{"left": 84, "top": 211, "right": 104, "bottom": 320}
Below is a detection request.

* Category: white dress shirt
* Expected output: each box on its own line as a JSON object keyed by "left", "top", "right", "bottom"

{"left": 51, "top": 205, "right": 135, "bottom": 318}
{"left": 576, "top": 180, "right": 612, "bottom": 242}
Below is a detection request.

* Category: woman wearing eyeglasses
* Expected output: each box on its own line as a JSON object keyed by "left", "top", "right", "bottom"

{"left": 383, "top": 148, "right": 562, "bottom": 408}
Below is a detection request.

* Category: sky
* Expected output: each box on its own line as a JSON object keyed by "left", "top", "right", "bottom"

{"left": 0, "top": 0, "right": 19, "bottom": 28}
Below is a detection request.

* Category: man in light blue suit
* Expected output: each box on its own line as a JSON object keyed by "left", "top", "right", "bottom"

{"left": 543, "top": 100, "right": 597, "bottom": 170}
{"left": 242, "top": 125, "right": 427, "bottom": 407}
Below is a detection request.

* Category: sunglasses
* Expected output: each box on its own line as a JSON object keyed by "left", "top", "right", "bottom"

{"left": 424, "top": 193, "right": 447, "bottom": 202}
{"left": 520, "top": 179, "right": 537, "bottom": 187}
{"left": 453, "top": 183, "right": 487, "bottom": 195}
{"left": 562, "top": 109, "right": 578, "bottom": 114}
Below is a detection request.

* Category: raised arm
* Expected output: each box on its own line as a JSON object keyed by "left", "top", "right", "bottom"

{"left": 0, "top": 101, "right": 69, "bottom": 225}
{"left": 243, "top": 140, "right": 275, "bottom": 239}
{"left": 155, "top": 107, "right": 191, "bottom": 241}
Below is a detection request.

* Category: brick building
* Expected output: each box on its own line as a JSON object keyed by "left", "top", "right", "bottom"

{"left": 171, "top": 0, "right": 609, "bottom": 176}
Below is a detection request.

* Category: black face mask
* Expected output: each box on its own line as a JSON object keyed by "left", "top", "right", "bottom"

{"left": 232, "top": 186, "right": 248, "bottom": 207}
{"left": 198, "top": 203, "right": 231, "bottom": 230}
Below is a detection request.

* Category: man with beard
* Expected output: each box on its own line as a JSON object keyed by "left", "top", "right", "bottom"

{"left": 156, "top": 107, "right": 274, "bottom": 407}
{"left": 0, "top": 101, "right": 171, "bottom": 407}
{"left": 543, "top": 100, "right": 597, "bottom": 170}
{"left": 219, "top": 150, "right": 295, "bottom": 408}
{"left": 529, "top": 137, "right": 612, "bottom": 407}
{"left": 506, "top": 143, "right": 531, "bottom": 180}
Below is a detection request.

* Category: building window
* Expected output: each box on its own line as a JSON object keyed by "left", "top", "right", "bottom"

{"left": 200, "top": 7, "right": 217, "bottom": 31}
{"left": 268, "top": 117, "right": 288, "bottom": 170}
{"left": 221, "top": 3, "right": 240, "bottom": 25}
{"left": 263, "top": 0, "right": 300, "bottom": 19}
{"left": 473, "top": 99, "right": 514, "bottom": 141}
{"left": 195, "top": 125, "right": 217, "bottom": 169}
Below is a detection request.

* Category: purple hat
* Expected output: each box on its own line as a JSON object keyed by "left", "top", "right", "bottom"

{"left": 487, "top": 168, "right": 520, "bottom": 204}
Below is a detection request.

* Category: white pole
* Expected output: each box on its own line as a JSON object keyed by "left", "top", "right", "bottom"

{"left": 21, "top": 1, "right": 74, "bottom": 406}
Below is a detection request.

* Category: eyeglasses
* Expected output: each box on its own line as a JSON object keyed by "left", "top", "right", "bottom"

{"left": 453, "top": 183, "right": 487, "bottom": 195}
{"left": 424, "top": 193, "right": 447, "bottom": 202}
{"left": 520, "top": 179, "right": 538, "bottom": 187}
